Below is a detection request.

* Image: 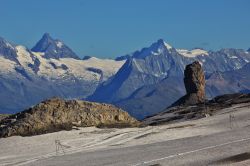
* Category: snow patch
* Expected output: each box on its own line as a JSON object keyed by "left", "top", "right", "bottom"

{"left": 163, "top": 41, "right": 172, "bottom": 49}
{"left": 177, "top": 49, "right": 209, "bottom": 58}
{"left": 56, "top": 41, "right": 63, "bottom": 48}
{"left": 32, "top": 52, "right": 45, "bottom": 57}
{"left": 229, "top": 56, "right": 238, "bottom": 59}
{"left": 0, "top": 56, "right": 16, "bottom": 74}
{"left": 16, "top": 46, "right": 35, "bottom": 72}
{"left": 5, "top": 42, "right": 14, "bottom": 49}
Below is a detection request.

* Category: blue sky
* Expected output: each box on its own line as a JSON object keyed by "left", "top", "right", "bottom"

{"left": 1, "top": 0, "right": 250, "bottom": 58}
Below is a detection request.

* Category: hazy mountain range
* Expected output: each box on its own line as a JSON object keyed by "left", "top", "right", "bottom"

{"left": 0, "top": 34, "right": 249, "bottom": 119}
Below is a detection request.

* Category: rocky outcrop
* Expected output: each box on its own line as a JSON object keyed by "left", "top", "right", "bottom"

{"left": 0, "top": 98, "right": 139, "bottom": 137}
{"left": 143, "top": 93, "right": 250, "bottom": 126}
{"left": 0, "top": 114, "right": 9, "bottom": 121}
{"left": 171, "top": 61, "right": 205, "bottom": 106}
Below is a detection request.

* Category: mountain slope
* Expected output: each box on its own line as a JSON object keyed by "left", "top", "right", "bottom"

{"left": 88, "top": 39, "right": 191, "bottom": 104}
{"left": 0, "top": 35, "right": 125, "bottom": 114}
{"left": 89, "top": 39, "right": 250, "bottom": 119}
{"left": 31, "top": 33, "right": 80, "bottom": 59}
{"left": 0, "top": 37, "right": 19, "bottom": 63}
{"left": 206, "top": 62, "right": 250, "bottom": 97}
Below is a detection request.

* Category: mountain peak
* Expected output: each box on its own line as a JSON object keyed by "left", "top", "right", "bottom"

{"left": 132, "top": 39, "right": 173, "bottom": 59}
{"left": 0, "top": 36, "right": 18, "bottom": 62}
{"left": 41, "top": 33, "right": 53, "bottom": 41}
{"left": 31, "top": 33, "right": 54, "bottom": 52}
{"left": 43, "top": 32, "right": 50, "bottom": 37}
{"left": 247, "top": 48, "right": 250, "bottom": 52}
{"left": 156, "top": 39, "right": 172, "bottom": 49}
{"left": 31, "top": 33, "right": 80, "bottom": 59}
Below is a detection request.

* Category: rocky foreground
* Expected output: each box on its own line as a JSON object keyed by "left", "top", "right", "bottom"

{"left": 143, "top": 93, "right": 250, "bottom": 125}
{"left": 143, "top": 61, "right": 250, "bottom": 125}
{"left": 0, "top": 98, "right": 139, "bottom": 137}
{"left": 0, "top": 114, "right": 9, "bottom": 121}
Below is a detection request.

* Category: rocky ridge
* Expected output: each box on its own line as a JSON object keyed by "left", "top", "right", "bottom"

{"left": 143, "top": 62, "right": 250, "bottom": 125}
{"left": 143, "top": 93, "right": 250, "bottom": 126}
{"left": 0, "top": 98, "right": 139, "bottom": 137}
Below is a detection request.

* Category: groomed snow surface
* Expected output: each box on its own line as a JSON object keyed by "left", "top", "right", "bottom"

{"left": 1, "top": 103, "right": 250, "bottom": 165}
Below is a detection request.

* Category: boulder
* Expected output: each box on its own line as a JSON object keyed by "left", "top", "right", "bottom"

{"left": 0, "top": 98, "right": 139, "bottom": 137}
{"left": 171, "top": 61, "right": 205, "bottom": 106}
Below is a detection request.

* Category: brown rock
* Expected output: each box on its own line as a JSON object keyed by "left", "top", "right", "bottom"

{"left": 0, "top": 98, "right": 139, "bottom": 137}
{"left": 171, "top": 61, "right": 205, "bottom": 106}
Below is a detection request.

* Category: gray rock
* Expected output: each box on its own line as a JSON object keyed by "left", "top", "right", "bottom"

{"left": 143, "top": 93, "right": 250, "bottom": 126}
{"left": 171, "top": 61, "right": 205, "bottom": 106}
{"left": 0, "top": 98, "right": 139, "bottom": 137}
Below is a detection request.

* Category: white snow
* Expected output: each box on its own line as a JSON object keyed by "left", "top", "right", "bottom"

{"left": 234, "top": 62, "right": 241, "bottom": 69}
{"left": 32, "top": 52, "right": 45, "bottom": 57}
{"left": 0, "top": 44, "right": 125, "bottom": 84}
{"left": 163, "top": 41, "right": 172, "bottom": 49}
{"left": 0, "top": 103, "right": 250, "bottom": 165}
{"left": 56, "top": 41, "right": 63, "bottom": 48}
{"left": 132, "top": 59, "right": 143, "bottom": 72}
{"left": 58, "top": 57, "right": 125, "bottom": 81}
{"left": 177, "top": 49, "right": 209, "bottom": 58}
{"left": 151, "top": 51, "right": 159, "bottom": 55}
{"left": 5, "top": 42, "right": 14, "bottom": 49}
{"left": 16, "top": 46, "right": 34, "bottom": 70}
{"left": 229, "top": 56, "right": 238, "bottom": 59}
{"left": 29, "top": 50, "right": 125, "bottom": 82}
{"left": 0, "top": 57, "right": 16, "bottom": 75}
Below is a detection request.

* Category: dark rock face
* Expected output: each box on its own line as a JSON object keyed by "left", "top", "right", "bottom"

{"left": 184, "top": 61, "right": 205, "bottom": 95}
{"left": 0, "top": 37, "right": 18, "bottom": 63}
{"left": 31, "top": 33, "right": 80, "bottom": 59}
{"left": 0, "top": 98, "right": 139, "bottom": 137}
{"left": 171, "top": 61, "right": 205, "bottom": 106}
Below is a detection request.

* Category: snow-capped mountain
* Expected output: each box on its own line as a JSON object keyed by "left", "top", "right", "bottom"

{"left": 89, "top": 39, "right": 250, "bottom": 119}
{"left": 0, "top": 34, "right": 125, "bottom": 113}
{"left": 1, "top": 35, "right": 250, "bottom": 119}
